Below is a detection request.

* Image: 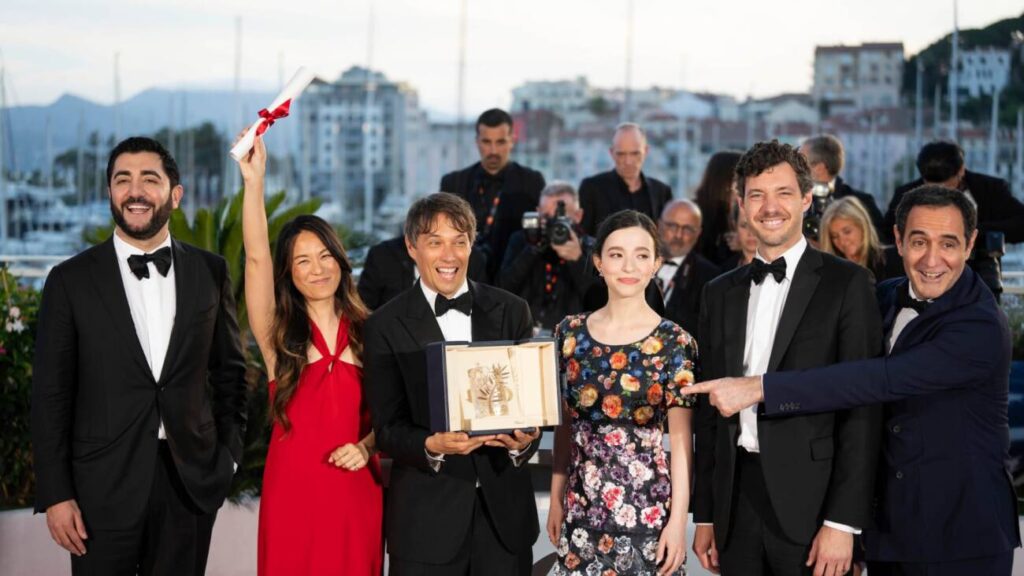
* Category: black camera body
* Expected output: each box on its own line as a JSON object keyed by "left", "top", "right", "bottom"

{"left": 522, "top": 200, "right": 573, "bottom": 248}
{"left": 802, "top": 183, "right": 833, "bottom": 240}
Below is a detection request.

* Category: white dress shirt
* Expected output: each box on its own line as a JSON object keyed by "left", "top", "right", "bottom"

{"left": 656, "top": 255, "right": 686, "bottom": 303}
{"left": 112, "top": 233, "right": 176, "bottom": 439}
{"left": 887, "top": 283, "right": 925, "bottom": 353}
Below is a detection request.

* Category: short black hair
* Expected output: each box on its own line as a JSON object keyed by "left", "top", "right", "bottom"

{"left": 895, "top": 184, "right": 977, "bottom": 242}
{"left": 735, "top": 139, "right": 812, "bottom": 198}
{"left": 594, "top": 209, "right": 661, "bottom": 259}
{"left": 916, "top": 141, "right": 964, "bottom": 184}
{"left": 106, "top": 136, "right": 180, "bottom": 189}
{"left": 475, "top": 108, "right": 513, "bottom": 135}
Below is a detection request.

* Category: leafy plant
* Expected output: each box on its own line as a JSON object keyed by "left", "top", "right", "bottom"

{"left": 0, "top": 266, "right": 41, "bottom": 509}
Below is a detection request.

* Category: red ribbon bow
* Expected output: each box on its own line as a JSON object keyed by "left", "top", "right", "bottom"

{"left": 256, "top": 99, "right": 292, "bottom": 136}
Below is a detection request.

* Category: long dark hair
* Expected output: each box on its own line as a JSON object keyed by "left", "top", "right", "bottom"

{"left": 270, "top": 215, "right": 369, "bottom": 431}
{"left": 694, "top": 151, "right": 742, "bottom": 258}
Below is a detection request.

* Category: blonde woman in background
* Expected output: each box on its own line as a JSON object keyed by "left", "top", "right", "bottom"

{"left": 820, "top": 196, "right": 903, "bottom": 283}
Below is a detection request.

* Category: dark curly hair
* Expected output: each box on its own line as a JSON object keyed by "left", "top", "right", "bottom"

{"left": 735, "top": 140, "right": 812, "bottom": 198}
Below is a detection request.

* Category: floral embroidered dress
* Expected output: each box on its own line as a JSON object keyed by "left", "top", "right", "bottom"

{"left": 553, "top": 313, "right": 696, "bottom": 576}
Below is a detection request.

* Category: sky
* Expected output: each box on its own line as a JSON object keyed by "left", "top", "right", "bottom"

{"left": 2, "top": 0, "right": 1021, "bottom": 117}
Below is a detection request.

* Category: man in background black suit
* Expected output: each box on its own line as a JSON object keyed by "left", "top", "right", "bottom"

{"left": 440, "top": 108, "right": 545, "bottom": 279}
{"left": 800, "top": 134, "right": 886, "bottom": 236}
{"left": 578, "top": 122, "right": 673, "bottom": 235}
{"left": 32, "top": 137, "right": 247, "bottom": 575}
{"left": 364, "top": 193, "right": 541, "bottom": 575}
{"left": 654, "top": 199, "right": 721, "bottom": 342}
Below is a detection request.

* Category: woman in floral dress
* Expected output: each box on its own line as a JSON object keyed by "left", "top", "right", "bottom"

{"left": 549, "top": 210, "right": 695, "bottom": 576}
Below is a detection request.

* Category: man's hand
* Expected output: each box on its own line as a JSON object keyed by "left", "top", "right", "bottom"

{"left": 692, "top": 524, "right": 719, "bottom": 574}
{"left": 807, "top": 524, "right": 853, "bottom": 576}
{"left": 484, "top": 427, "right": 541, "bottom": 452}
{"left": 232, "top": 127, "right": 266, "bottom": 182}
{"left": 551, "top": 231, "right": 583, "bottom": 262}
{"left": 681, "top": 376, "right": 764, "bottom": 418}
{"left": 46, "top": 499, "right": 88, "bottom": 556}
{"left": 329, "top": 443, "right": 369, "bottom": 471}
{"left": 425, "top": 432, "right": 495, "bottom": 456}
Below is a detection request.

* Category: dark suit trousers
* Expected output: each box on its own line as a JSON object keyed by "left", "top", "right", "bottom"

{"left": 868, "top": 552, "right": 1013, "bottom": 576}
{"left": 719, "top": 451, "right": 823, "bottom": 576}
{"left": 70, "top": 442, "right": 217, "bottom": 576}
{"left": 388, "top": 488, "right": 531, "bottom": 576}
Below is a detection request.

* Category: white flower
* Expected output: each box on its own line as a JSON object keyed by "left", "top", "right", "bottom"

{"left": 4, "top": 320, "right": 23, "bottom": 333}
{"left": 614, "top": 504, "right": 637, "bottom": 528}
{"left": 8, "top": 306, "right": 20, "bottom": 319}
{"left": 571, "top": 528, "right": 589, "bottom": 548}
{"left": 556, "top": 534, "right": 569, "bottom": 556}
{"left": 628, "top": 460, "right": 653, "bottom": 485}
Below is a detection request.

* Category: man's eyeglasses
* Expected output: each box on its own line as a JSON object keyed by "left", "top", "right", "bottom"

{"left": 660, "top": 222, "right": 698, "bottom": 235}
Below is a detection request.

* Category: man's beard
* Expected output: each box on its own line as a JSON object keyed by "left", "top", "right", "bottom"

{"left": 110, "top": 194, "right": 175, "bottom": 241}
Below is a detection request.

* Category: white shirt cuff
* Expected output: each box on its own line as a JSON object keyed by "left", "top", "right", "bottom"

{"left": 425, "top": 448, "right": 445, "bottom": 472}
{"left": 823, "top": 520, "right": 861, "bottom": 535}
{"left": 695, "top": 523, "right": 714, "bottom": 527}
{"left": 508, "top": 442, "right": 532, "bottom": 467}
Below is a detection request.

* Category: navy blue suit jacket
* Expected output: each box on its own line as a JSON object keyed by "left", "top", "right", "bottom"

{"left": 763, "top": 269, "right": 1020, "bottom": 562}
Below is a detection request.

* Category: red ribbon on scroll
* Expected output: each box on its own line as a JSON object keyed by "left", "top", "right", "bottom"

{"left": 256, "top": 99, "right": 292, "bottom": 136}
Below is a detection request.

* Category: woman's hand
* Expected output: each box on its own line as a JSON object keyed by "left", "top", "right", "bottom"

{"left": 232, "top": 126, "right": 266, "bottom": 182}
{"left": 546, "top": 497, "right": 564, "bottom": 546}
{"left": 656, "top": 516, "right": 687, "bottom": 576}
{"left": 328, "top": 443, "right": 370, "bottom": 471}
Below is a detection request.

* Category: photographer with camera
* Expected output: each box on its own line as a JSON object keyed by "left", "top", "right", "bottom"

{"left": 498, "top": 182, "right": 595, "bottom": 335}
{"left": 799, "top": 135, "right": 886, "bottom": 242}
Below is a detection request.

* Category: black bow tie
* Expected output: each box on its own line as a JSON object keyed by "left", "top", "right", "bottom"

{"left": 897, "top": 283, "right": 929, "bottom": 314}
{"left": 127, "top": 247, "right": 172, "bottom": 280}
{"left": 435, "top": 292, "right": 472, "bottom": 317}
{"left": 750, "top": 257, "right": 786, "bottom": 285}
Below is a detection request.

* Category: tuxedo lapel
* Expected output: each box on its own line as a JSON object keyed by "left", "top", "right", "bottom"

{"left": 158, "top": 239, "right": 198, "bottom": 383}
{"left": 398, "top": 283, "right": 446, "bottom": 346}
{"left": 470, "top": 281, "right": 505, "bottom": 342}
{"left": 723, "top": 268, "right": 751, "bottom": 378}
{"left": 768, "top": 248, "right": 822, "bottom": 372}
{"left": 89, "top": 238, "right": 152, "bottom": 378}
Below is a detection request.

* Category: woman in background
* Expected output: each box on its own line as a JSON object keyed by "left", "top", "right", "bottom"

{"left": 694, "top": 151, "right": 742, "bottom": 266}
{"left": 237, "top": 134, "right": 382, "bottom": 575}
{"left": 820, "top": 196, "right": 903, "bottom": 283}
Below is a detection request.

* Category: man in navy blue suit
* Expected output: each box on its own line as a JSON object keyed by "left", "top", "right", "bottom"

{"left": 685, "top": 184, "right": 1020, "bottom": 575}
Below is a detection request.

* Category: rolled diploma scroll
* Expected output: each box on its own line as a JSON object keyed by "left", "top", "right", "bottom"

{"left": 229, "top": 67, "right": 316, "bottom": 161}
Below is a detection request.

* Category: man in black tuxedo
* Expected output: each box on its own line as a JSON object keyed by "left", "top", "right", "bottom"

{"left": 800, "top": 134, "right": 885, "bottom": 236}
{"left": 691, "top": 140, "right": 882, "bottom": 576}
{"left": 364, "top": 192, "right": 541, "bottom": 575}
{"left": 439, "top": 108, "right": 546, "bottom": 279}
{"left": 578, "top": 123, "right": 673, "bottom": 236}
{"left": 882, "top": 140, "right": 1024, "bottom": 244}
{"left": 31, "top": 137, "right": 247, "bottom": 575}
{"left": 654, "top": 198, "right": 721, "bottom": 342}
{"left": 687, "top": 185, "right": 1020, "bottom": 575}
{"left": 358, "top": 235, "right": 488, "bottom": 310}
{"left": 498, "top": 182, "right": 596, "bottom": 335}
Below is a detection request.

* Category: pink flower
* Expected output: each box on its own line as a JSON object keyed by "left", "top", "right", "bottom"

{"left": 601, "top": 483, "right": 624, "bottom": 510}
{"left": 604, "top": 428, "right": 627, "bottom": 447}
{"left": 640, "top": 505, "right": 664, "bottom": 529}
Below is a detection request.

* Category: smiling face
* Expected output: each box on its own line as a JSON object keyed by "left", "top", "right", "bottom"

{"left": 289, "top": 230, "right": 342, "bottom": 303}
{"left": 593, "top": 226, "right": 662, "bottom": 300}
{"left": 828, "top": 216, "right": 865, "bottom": 263}
{"left": 738, "top": 162, "right": 811, "bottom": 260}
{"left": 108, "top": 151, "right": 182, "bottom": 241}
{"left": 895, "top": 205, "right": 976, "bottom": 301}
{"left": 476, "top": 123, "right": 514, "bottom": 175}
{"left": 407, "top": 214, "right": 472, "bottom": 298}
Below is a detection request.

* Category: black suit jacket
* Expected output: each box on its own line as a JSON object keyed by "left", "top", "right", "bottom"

{"left": 363, "top": 281, "right": 540, "bottom": 564}
{"left": 579, "top": 170, "right": 673, "bottom": 236}
{"left": 440, "top": 161, "right": 545, "bottom": 279}
{"left": 661, "top": 252, "right": 721, "bottom": 343}
{"left": 358, "top": 235, "right": 488, "bottom": 310}
{"left": 31, "top": 238, "right": 247, "bottom": 529}
{"left": 763, "top": 270, "right": 1020, "bottom": 562}
{"left": 834, "top": 177, "right": 885, "bottom": 237}
{"left": 883, "top": 171, "right": 1024, "bottom": 244}
{"left": 693, "top": 247, "right": 883, "bottom": 546}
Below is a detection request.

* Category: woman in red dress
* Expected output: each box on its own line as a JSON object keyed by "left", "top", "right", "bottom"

{"left": 238, "top": 134, "right": 383, "bottom": 575}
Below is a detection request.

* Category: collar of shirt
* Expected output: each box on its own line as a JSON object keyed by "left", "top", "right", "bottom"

{"left": 753, "top": 235, "right": 807, "bottom": 284}
{"left": 113, "top": 232, "right": 173, "bottom": 276}
{"left": 615, "top": 170, "right": 647, "bottom": 193}
{"left": 420, "top": 280, "right": 470, "bottom": 315}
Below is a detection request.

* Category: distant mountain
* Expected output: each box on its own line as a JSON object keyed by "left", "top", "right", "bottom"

{"left": 3, "top": 87, "right": 278, "bottom": 172}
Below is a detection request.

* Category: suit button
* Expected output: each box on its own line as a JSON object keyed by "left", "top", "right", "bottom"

{"left": 779, "top": 404, "right": 786, "bottom": 411}
{"left": 892, "top": 425, "right": 901, "bottom": 434}
{"left": 895, "top": 471, "right": 904, "bottom": 480}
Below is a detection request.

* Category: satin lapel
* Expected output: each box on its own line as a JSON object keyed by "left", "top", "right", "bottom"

{"left": 398, "top": 283, "right": 446, "bottom": 346}
{"left": 89, "top": 238, "right": 152, "bottom": 378}
{"left": 767, "top": 249, "right": 822, "bottom": 372}
{"left": 159, "top": 239, "right": 198, "bottom": 383}
{"left": 469, "top": 281, "right": 504, "bottom": 342}
{"left": 881, "top": 280, "right": 903, "bottom": 337}
{"left": 723, "top": 269, "right": 751, "bottom": 378}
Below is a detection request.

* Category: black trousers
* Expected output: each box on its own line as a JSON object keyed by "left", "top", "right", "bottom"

{"left": 868, "top": 551, "right": 1014, "bottom": 576}
{"left": 388, "top": 489, "right": 532, "bottom": 576}
{"left": 718, "top": 451, "right": 834, "bottom": 576}
{"left": 70, "top": 442, "right": 218, "bottom": 576}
